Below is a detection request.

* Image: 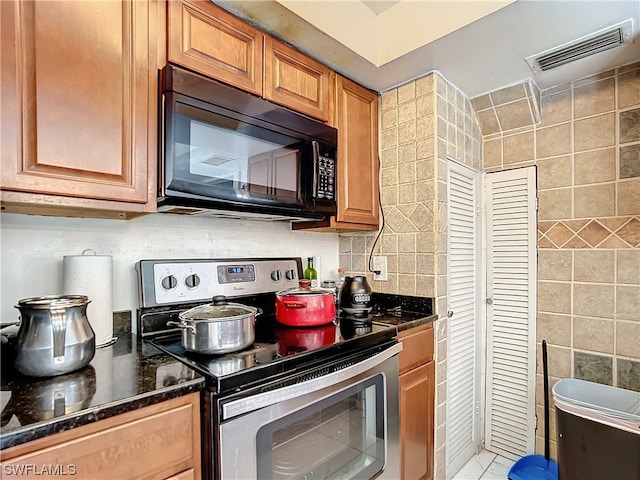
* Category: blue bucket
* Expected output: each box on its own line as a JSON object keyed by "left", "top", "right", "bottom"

{"left": 508, "top": 454, "right": 558, "bottom": 480}
{"left": 509, "top": 341, "right": 558, "bottom": 480}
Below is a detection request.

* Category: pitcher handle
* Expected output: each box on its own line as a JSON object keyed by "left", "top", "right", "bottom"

{"left": 51, "top": 307, "right": 67, "bottom": 364}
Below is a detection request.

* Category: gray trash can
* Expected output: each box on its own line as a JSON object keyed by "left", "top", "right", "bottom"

{"left": 552, "top": 379, "right": 640, "bottom": 480}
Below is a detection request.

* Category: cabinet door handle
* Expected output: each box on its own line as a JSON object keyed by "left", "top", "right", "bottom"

{"left": 447, "top": 310, "right": 454, "bottom": 318}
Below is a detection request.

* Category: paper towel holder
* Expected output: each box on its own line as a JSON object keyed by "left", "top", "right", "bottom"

{"left": 63, "top": 250, "right": 116, "bottom": 348}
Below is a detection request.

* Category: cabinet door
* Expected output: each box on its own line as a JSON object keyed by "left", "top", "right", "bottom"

{"left": 0, "top": 393, "right": 201, "bottom": 479}
{"left": 0, "top": 0, "right": 156, "bottom": 210}
{"left": 336, "top": 75, "right": 379, "bottom": 227}
{"left": 264, "top": 36, "right": 333, "bottom": 122}
{"left": 168, "top": 0, "right": 263, "bottom": 96}
{"left": 291, "top": 75, "right": 379, "bottom": 232}
{"left": 398, "top": 324, "right": 434, "bottom": 374}
{"left": 399, "top": 361, "right": 435, "bottom": 480}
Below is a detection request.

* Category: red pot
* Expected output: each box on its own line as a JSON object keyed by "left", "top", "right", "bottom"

{"left": 275, "top": 280, "right": 336, "bottom": 326}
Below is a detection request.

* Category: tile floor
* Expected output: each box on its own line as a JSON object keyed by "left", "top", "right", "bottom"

{"left": 451, "top": 450, "right": 515, "bottom": 480}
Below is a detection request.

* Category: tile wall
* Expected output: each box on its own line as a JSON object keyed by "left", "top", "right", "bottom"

{"left": 338, "top": 71, "right": 483, "bottom": 480}
{"left": 473, "top": 62, "right": 640, "bottom": 458}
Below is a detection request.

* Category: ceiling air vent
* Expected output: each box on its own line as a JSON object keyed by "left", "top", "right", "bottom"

{"left": 526, "top": 19, "right": 634, "bottom": 73}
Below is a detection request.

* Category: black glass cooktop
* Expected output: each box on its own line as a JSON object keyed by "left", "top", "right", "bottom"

{"left": 145, "top": 311, "right": 419, "bottom": 394}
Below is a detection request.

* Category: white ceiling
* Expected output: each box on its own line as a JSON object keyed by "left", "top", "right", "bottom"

{"left": 361, "top": 0, "right": 400, "bottom": 16}
{"left": 220, "top": 0, "right": 640, "bottom": 97}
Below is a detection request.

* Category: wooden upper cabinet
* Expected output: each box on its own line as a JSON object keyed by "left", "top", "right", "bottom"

{"left": 0, "top": 0, "right": 157, "bottom": 215}
{"left": 335, "top": 75, "right": 379, "bottom": 227}
{"left": 291, "top": 74, "right": 379, "bottom": 232}
{"left": 167, "top": 0, "right": 263, "bottom": 96}
{"left": 263, "top": 37, "right": 333, "bottom": 122}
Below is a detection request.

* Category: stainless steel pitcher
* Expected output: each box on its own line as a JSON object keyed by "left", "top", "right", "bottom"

{"left": 13, "top": 295, "right": 95, "bottom": 377}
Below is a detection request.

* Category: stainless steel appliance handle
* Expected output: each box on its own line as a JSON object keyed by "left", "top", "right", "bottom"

{"left": 311, "top": 140, "right": 320, "bottom": 198}
{"left": 221, "top": 342, "right": 402, "bottom": 420}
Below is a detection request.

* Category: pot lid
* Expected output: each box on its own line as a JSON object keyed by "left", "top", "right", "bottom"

{"left": 277, "top": 279, "right": 334, "bottom": 297}
{"left": 179, "top": 295, "right": 258, "bottom": 322}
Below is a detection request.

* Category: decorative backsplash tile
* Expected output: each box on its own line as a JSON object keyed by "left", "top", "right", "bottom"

{"left": 538, "top": 217, "right": 640, "bottom": 248}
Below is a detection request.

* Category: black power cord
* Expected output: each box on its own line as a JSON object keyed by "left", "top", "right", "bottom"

{"left": 368, "top": 154, "right": 385, "bottom": 276}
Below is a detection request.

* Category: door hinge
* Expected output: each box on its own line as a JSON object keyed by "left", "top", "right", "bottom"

{"left": 475, "top": 400, "right": 480, "bottom": 415}
{"left": 535, "top": 197, "right": 539, "bottom": 211}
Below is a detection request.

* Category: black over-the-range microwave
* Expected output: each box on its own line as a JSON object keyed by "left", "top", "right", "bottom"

{"left": 158, "top": 64, "right": 338, "bottom": 220}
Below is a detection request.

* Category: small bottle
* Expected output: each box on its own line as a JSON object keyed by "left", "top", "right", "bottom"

{"left": 336, "top": 267, "right": 346, "bottom": 305}
{"left": 337, "top": 267, "right": 346, "bottom": 290}
{"left": 304, "top": 257, "right": 318, "bottom": 287}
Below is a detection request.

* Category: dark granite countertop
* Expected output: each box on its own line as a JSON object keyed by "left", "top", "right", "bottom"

{"left": 0, "top": 332, "right": 204, "bottom": 450}
{"left": 370, "top": 292, "right": 437, "bottom": 333}
{"left": 0, "top": 293, "right": 435, "bottom": 452}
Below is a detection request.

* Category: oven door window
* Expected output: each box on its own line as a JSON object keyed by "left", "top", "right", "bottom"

{"left": 166, "top": 100, "right": 304, "bottom": 205}
{"left": 256, "top": 374, "right": 386, "bottom": 480}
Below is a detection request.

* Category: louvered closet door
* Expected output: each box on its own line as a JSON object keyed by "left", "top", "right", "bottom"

{"left": 484, "top": 166, "right": 537, "bottom": 460}
{"left": 446, "top": 159, "right": 482, "bottom": 478}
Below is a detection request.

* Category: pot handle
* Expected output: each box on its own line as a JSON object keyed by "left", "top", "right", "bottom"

{"left": 167, "top": 320, "right": 196, "bottom": 334}
{"left": 284, "top": 301, "right": 307, "bottom": 309}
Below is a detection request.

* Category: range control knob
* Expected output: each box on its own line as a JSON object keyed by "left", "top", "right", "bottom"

{"left": 271, "top": 270, "right": 282, "bottom": 281}
{"left": 285, "top": 269, "right": 296, "bottom": 280}
{"left": 185, "top": 274, "right": 200, "bottom": 288}
{"left": 161, "top": 275, "right": 178, "bottom": 290}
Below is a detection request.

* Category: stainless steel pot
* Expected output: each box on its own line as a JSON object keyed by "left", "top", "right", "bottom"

{"left": 13, "top": 295, "right": 95, "bottom": 377}
{"left": 168, "top": 295, "right": 260, "bottom": 354}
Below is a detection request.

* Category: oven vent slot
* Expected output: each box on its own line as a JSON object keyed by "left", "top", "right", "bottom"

{"left": 525, "top": 19, "right": 633, "bottom": 73}
{"left": 259, "top": 347, "right": 384, "bottom": 394}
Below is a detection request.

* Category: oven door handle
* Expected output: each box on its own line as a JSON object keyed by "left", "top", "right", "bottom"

{"left": 221, "top": 342, "right": 403, "bottom": 420}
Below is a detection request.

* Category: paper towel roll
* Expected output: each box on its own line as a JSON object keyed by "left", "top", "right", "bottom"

{"left": 63, "top": 253, "right": 114, "bottom": 347}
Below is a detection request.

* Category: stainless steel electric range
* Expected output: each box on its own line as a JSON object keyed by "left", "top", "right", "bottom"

{"left": 136, "top": 257, "right": 428, "bottom": 480}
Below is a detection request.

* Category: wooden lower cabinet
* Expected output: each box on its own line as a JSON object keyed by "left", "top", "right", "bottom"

{"left": 398, "top": 325, "right": 435, "bottom": 480}
{"left": 0, "top": 393, "right": 201, "bottom": 480}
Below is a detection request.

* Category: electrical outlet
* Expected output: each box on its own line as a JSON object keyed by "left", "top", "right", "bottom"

{"left": 373, "top": 256, "right": 388, "bottom": 281}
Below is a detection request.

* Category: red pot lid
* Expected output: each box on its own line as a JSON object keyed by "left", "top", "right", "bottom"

{"left": 277, "top": 280, "right": 333, "bottom": 297}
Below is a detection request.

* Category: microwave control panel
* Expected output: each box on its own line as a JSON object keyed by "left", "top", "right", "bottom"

{"left": 316, "top": 155, "right": 335, "bottom": 200}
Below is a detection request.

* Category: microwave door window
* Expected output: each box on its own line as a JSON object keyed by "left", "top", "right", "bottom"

{"left": 169, "top": 104, "right": 303, "bottom": 205}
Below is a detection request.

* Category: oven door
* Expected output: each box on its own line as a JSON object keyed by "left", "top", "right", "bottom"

{"left": 216, "top": 343, "right": 401, "bottom": 480}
